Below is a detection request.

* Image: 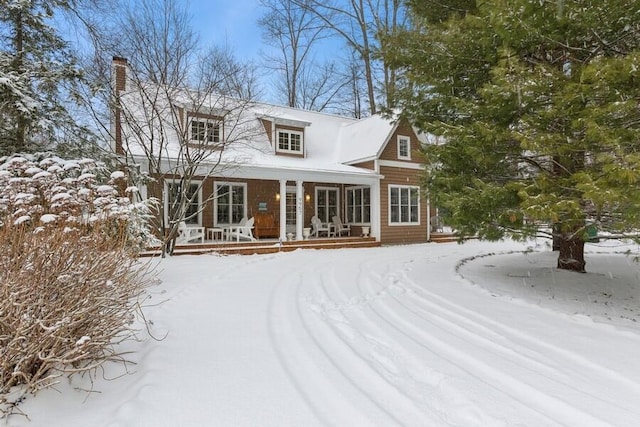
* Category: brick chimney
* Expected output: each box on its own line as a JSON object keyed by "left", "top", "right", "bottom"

{"left": 112, "top": 56, "right": 127, "bottom": 92}
{"left": 112, "top": 56, "right": 128, "bottom": 154}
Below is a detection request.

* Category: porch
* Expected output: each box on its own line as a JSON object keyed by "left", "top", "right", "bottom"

{"left": 141, "top": 235, "right": 380, "bottom": 257}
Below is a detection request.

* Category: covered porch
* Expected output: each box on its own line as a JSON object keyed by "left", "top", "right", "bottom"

{"left": 163, "top": 162, "right": 382, "bottom": 245}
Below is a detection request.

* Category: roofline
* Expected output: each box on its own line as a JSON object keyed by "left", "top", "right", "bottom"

{"left": 130, "top": 155, "right": 383, "bottom": 185}
{"left": 344, "top": 155, "right": 377, "bottom": 165}
{"left": 374, "top": 121, "right": 400, "bottom": 159}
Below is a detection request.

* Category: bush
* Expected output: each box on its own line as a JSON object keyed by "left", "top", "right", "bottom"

{"left": 0, "top": 154, "right": 157, "bottom": 418}
{"left": 0, "top": 154, "right": 157, "bottom": 253}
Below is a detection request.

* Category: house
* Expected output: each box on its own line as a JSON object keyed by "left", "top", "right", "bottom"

{"left": 112, "top": 57, "right": 436, "bottom": 244}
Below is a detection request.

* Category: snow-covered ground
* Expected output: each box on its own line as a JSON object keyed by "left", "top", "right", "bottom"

{"left": 8, "top": 239, "right": 640, "bottom": 426}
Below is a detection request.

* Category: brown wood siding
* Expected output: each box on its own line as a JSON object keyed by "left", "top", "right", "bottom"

{"left": 351, "top": 160, "right": 375, "bottom": 170}
{"left": 205, "top": 177, "right": 281, "bottom": 227}
{"left": 260, "top": 119, "right": 273, "bottom": 145}
{"left": 379, "top": 166, "right": 428, "bottom": 244}
{"left": 379, "top": 119, "right": 423, "bottom": 164}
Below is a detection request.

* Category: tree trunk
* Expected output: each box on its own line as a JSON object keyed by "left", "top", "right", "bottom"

{"left": 557, "top": 234, "right": 585, "bottom": 272}
{"left": 552, "top": 222, "right": 561, "bottom": 251}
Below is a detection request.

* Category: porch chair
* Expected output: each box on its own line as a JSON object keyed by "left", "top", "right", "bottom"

{"left": 430, "top": 215, "right": 444, "bottom": 233}
{"left": 311, "top": 216, "right": 332, "bottom": 238}
{"left": 332, "top": 216, "right": 351, "bottom": 237}
{"left": 176, "top": 221, "right": 205, "bottom": 244}
{"left": 226, "top": 216, "right": 256, "bottom": 241}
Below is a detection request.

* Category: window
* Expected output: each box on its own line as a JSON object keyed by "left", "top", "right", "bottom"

{"left": 285, "top": 191, "right": 296, "bottom": 226}
{"left": 397, "top": 135, "right": 411, "bottom": 160}
{"left": 346, "top": 187, "right": 370, "bottom": 224}
{"left": 215, "top": 182, "right": 246, "bottom": 225}
{"left": 277, "top": 130, "right": 303, "bottom": 153}
{"left": 166, "top": 181, "right": 200, "bottom": 225}
{"left": 191, "top": 119, "right": 221, "bottom": 143}
{"left": 389, "top": 185, "right": 420, "bottom": 225}
{"left": 315, "top": 187, "right": 338, "bottom": 223}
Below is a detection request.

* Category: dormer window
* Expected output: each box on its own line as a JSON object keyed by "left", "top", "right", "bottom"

{"left": 191, "top": 119, "right": 221, "bottom": 144}
{"left": 397, "top": 135, "right": 411, "bottom": 160}
{"left": 277, "top": 130, "right": 303, "bottom": 154}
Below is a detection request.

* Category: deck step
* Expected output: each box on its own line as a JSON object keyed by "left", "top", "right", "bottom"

{"left": 140, "top": 237, "right": 380, "bottom": 257}
{"left": 430, "top": 233, "right": 457, "bottom": 243}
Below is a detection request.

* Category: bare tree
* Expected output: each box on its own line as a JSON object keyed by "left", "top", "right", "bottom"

{"left": 291, "top": 0, "right": 409, "bottom": 115}
{"left": 259, "top": 0, "right": 334, "bottom": 109}
{"left": 195, "top": 44, "right": 263, "bottom": 100}
{"left": 84, "top": 0, "right": 260, "bottom": 256}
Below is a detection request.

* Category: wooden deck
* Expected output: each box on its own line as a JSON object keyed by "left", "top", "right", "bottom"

{"left": 429, "top": 232, "right": 457, "bottom": 243}
{"left": 141, "top": 236, "right": 381, "bottom": 257}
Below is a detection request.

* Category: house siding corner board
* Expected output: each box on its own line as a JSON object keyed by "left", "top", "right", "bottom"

{"left": 379, "top": 165, "right": 428, "bottom": 244}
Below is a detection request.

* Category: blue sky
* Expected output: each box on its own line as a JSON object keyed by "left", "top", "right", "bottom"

{"left": 189, "top": 0, "right": 265, "bottom": 61}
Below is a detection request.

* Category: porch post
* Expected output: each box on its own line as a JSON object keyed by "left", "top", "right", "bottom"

{"left": 296, "top": 180, "right": 304, "bottom": 240}
{"left": 279, "top": 179, "right": 287, "bottom": 240}
{"left": 370, "top": 180, "right": 381, "bottom": 241}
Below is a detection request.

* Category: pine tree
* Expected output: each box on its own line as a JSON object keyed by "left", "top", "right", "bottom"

{"left": 386, "top": 0, "right": 640, "bottom": 272}
{"left": 0, "top": 0, "right": 89, "bottom": 156}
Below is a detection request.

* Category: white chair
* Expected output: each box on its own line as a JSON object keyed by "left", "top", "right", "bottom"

{"left": 311, "top": 216, "right": 332, "bottom": 238}
{"left": 332, "top": 216, "right": 351, "bottom": 237}
{"left": 226, "top": 217, "right": 256, "bottom": 241}
{"left": 176, "top": 221, "right": 205, "bottom": 244}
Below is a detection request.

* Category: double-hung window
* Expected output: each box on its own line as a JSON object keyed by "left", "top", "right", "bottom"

{"left": 315, "top": 187, "right": 338, "bottom": 223}
{"left": 191, "top": 119, "right": 221, "bottom": 144}
{"left": 277, "top": 130, "right": 303, "bottom": 154}
{"left": 215, "top": 182, "right": 246, "bottom": 225}
{"left": 346, "top": 186, "right": 370, "bottom": 224}
{"left": 166, "top": 181, "right": 200, "bottom": 225}
{"left": 397, "top": 135, "right": 411, "bottom": 160}
{"left": 389, "top": 185, "right": 420, "bottom": 225}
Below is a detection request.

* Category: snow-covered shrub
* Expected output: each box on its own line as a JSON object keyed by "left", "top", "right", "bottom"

{"left": 0, "top": 154, "right": 158, "bottom": 418}
{"left": 0, "top": 154, "right": 157, "bottom": 252}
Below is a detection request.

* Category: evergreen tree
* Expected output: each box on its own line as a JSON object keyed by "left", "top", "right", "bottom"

{"left": 386, "top": 0, "right": 640, "bottom": 272}
{"left": 0, "top": 0, "right": 91, "bottom": 156}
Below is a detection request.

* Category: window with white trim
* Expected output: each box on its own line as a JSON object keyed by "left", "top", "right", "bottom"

{"left": 389, "top": 185, "right": 420, "bottom": 225}
{"left": 346, "top": 186, "right": 370, "bottom": 224}
{"left": 166, "top": 181, "right": 201, "bottom": 225}
{"left": 215, "top": 182, "right": 247, "bottom": 225}
{"left": 315, "top": 187, "right": 338, "bottom": 223}
{"left": 397, "top": 135, "right": 411, "bottom": 160}
{"left": 191, "top": 119, "right": 221, "bottom": 144}
{"left": 277, "top": 130, "right": 303, "bottom": 153}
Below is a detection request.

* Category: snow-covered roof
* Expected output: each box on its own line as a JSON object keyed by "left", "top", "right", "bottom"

{"left": 117, "top": 83, "right": 416, "bottom": 179}
{"left": 336, "top": 115, "right": 398, "bottom": 164}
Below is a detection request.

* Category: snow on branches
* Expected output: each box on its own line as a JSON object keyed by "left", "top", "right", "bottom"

{"left": 0, "top": 154, "right": 156, "bottom": 250}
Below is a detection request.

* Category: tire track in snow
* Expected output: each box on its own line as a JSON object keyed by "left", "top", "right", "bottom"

{"left": 296, "top": 255, "right": 439, "bottom": 426}
{"left": 266, "top": 255, "right": 415, "bottom": 426}
{"left": 355, "top": 258, "right": 618, "bottom": 426}
{"left": 265, "top": 269, "right": 330, "bottom": 426}
{"left": 397, "top": 265, "right": 640, "bottom": 410}
{"left": 302, "top": 254, "right": 519, "bottom": 426}
{"left": 317, "top": 258, "right": 515, "bottom": 427}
